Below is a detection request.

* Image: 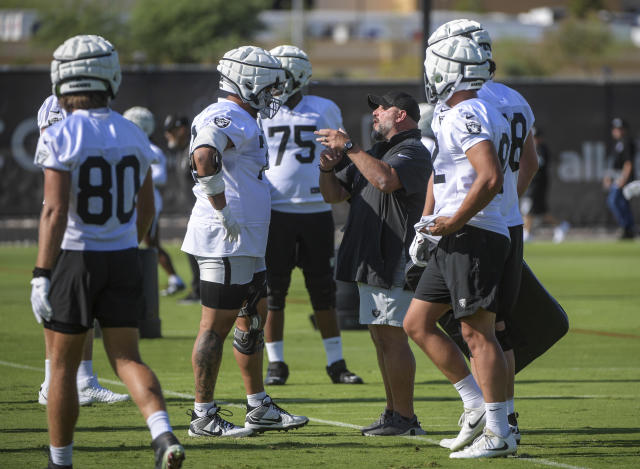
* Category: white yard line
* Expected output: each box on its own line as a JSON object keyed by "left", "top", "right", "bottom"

{"left": 2, "top": 359, "right": 590, "bottom": 469}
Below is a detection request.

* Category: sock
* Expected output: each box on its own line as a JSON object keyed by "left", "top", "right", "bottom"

{"left": 76, "top": 360, "right": 93, "bottom": 383}
{"left": 453, "top": 374, "right": 484, "bottom": 409}
{"left": 169, "top": 274, "right": 183, "bottom": 286}
{"left": 146, "top": 410, "right": 173, "bottom": 440}
{"left": 43, "top": 359, "right": 51, "bottom": 388}
{"left": 50, "top": 443, "right": 73, "bottom": 466}
{"left": 265, "top": 340, "right": 284, "bottom": 363}
{"left": 507, "top": 398, "right": 515, "bottom": 416}
{"left": 247, "top": 391, "right": 267, "bottom": 408}
{"left": 485, "top": 401, "right": 510, "bottom": 438}
{"left": 194, "top": 401, "right": 215, "bottom": 417}
{"left": 323, "top": 336, "right": 343, "bottom": 366}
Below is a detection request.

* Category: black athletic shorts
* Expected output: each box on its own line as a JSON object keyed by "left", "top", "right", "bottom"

{"left": 413, "top": 224, "right": 510, "bottom": 319}
{"left": 529, "top": 181, "right": 548, "bottom": 215}
{"left": 45, "top": 249, "right": 143, "bottom": 334}
{"left": 265, "top": 210, "right": 334, "bottom": 280}
{"left": 496, "top": 225, "right": 524, "bottom": 322}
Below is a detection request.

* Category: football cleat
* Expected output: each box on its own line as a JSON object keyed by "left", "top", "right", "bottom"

{"left": 245, "top": 395, "right": 308, "bottom": 432}
{"left": 326, "top": 359, "right": 363, "bottom": 384}
{"left": 439, "top": 407, "right": 486, "bottom": 451}
{"left": 160, "top": 281, "right": 186, "bottom": 297}
{"left": 361, "top": 411, "right": 426, "bottom": 436}
{"left": 38, "top": 384, "right": 48, "bottom": 405}
{"left": 264, "top": 361, "right": 289, "bottom": 386}
{"left": 151, "top": 431, "right": 185, "bottom": 469}
{"left": 508, "top": 412, "right": 521, "bottom": 444}
{"left": 188, "top": 406, "right": 253, "bottom": 438}
{"left": 449, "top": 428, "right": 517, "bottom": 459}
{"left": 47, "top": 456, "right": 72, "bottom": 469}
{"left": 361, "top": 409, "right": 393, "bottom": 434}
{"left": 77, "top": 375, "right": 130, "bottom": 405}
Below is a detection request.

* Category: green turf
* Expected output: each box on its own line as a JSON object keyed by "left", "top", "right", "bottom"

{"left": 1, "top": 242, "right": 639, "bottom": 468}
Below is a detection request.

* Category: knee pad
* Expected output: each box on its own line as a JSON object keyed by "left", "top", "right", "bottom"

{"left": 438, "top": 310, "right": 471, "bottom": 359}
{"left": 303, "top": 272, "right": 335, "bottom": 310}
{"left": 266, "top": 272, "right": 291, "bottom": 311}
{"left": 232, "top": 326, "right": 264, "bottom": 355}
{"left": 496, "top": 328, "right": 513, "bottom": 352}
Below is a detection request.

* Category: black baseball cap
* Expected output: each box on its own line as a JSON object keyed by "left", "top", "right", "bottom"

{"left": 163, "top": 114, "right": 189, "bottom": 131}
{"left": 367, "top": 91, "right": 421, "bottom": 123}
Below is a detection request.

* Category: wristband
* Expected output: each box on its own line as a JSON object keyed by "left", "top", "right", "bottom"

{"left": 32, "top": 267, "right": 52, "bottom": 279}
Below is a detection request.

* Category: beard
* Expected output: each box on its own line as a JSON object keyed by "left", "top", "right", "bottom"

{"left": 372, "top": 120, "right": 392, "bottom": 142}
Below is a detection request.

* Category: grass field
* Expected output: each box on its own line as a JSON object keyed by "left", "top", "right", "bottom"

{"left": 1, "top": 241, "right": 639, "bottom": 468}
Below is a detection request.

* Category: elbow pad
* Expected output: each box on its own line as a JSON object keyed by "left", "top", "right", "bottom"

{"left": 198, "top": 172, "right": 225, "bottom": 196}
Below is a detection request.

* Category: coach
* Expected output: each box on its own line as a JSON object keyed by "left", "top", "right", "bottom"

{"left": 315, "top": 91, "right": 432, "bottom": 436}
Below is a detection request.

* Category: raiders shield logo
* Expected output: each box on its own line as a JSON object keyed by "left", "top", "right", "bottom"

{"left": 214, "top": 116, "right": 231, "bottom": 128}
{"left": 465, "top": 121, "right": 481, "bottom": 134}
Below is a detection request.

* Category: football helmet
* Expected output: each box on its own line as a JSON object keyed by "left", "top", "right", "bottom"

{"left": 269, "top": 45, "right": 312, "bottom": 103}
{"left": 51, "top": 35, "right": 121, "bottom": 98}
{"left": 424, "top": 35, "right": 490, "bottom": 104}
{"left": 418, "top": 102, "right": 435, "bottom": 139}
{"left": 428, "top": 19, "right": 492, "bottom": 59}
{"left": 123, "top": 106, "right": 155, "bottom": 137}
{"left": 217, "top": 46, "right": 286, "bottom": 119}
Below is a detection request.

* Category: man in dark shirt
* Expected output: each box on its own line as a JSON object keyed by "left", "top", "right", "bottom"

{"left": 316, "top": 91, "right": 432, "bottom": 436}
{"left": 604, "top": 118, "right": 636, "bottom": 239}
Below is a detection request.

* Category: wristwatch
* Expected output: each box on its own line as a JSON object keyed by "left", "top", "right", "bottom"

{"left": 343, "top": 140, "right": 354, "bottom": 153}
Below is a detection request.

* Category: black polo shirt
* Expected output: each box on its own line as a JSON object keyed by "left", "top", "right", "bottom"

{"left": 335, "top": 128, "right": 432, "bottom": 289}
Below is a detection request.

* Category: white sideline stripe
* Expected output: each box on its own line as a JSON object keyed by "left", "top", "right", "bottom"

{"left": 2, "top": 359, "right": 589, "bottom": 469}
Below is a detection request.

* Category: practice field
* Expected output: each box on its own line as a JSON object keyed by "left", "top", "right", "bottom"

{"left": 1, "top": 242, "right": 639, "bottom": 468}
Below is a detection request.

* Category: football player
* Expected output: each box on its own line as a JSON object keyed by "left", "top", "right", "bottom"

{"left": 123, "top": 106, "right": 186, "bottom": 294}
{"left": 426, "top": 18, "right": 540, "bottom": 448}
{"left": 404, "top": 35, "right": 517, "bottom": 458}
{"left": 260, "top": 45, "right": 362, "bottom": 386}
{"left": 31, "top": 35, "right": 184, "bottom": 469}
{"left": 182, "top": 45, "right": 308, "bottom": 437}
{"left": 35, "top": 96, "right": 130, "bottom": 407}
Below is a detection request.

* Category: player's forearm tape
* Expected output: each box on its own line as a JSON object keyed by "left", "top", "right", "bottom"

{"left": 192, "top": 124, "right": 229, "bottom": 156}
{"left": 198, "top": 172, "right": 225, "bottom": 196}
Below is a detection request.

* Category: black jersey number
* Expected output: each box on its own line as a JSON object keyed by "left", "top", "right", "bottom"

{"left": 77, "top": 155, "right": 140, "bottom": 225}
{"left": 508, "top": 112, "right": 526, "bottom": 172}
{"left": 268, "top": 125, "right": 316, "bottom": 165}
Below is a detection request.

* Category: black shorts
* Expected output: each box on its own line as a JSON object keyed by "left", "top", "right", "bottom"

{"left": 45, "top": 249, "right": 143, "bottom": 334}
{"left": 265, "top": 210, "right": 334, "bottom": 279}
{"left": 497, "top": 225, "right": 524, "bottom": 322}
{"left": 413, "top": 224, "right": 510, "bottom": 319}
{"left": 529, "top": 182, "right": 548, "bottom": 215}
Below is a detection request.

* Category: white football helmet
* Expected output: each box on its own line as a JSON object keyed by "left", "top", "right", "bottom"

{"left": 217, "top": 46, "right": 286, "bottom": 119}
{"left": 418, "top": 103, "right": 435, "bottom": 139}
{"left": 269, "top": 45, "right": 312, "bottom": 103}
{"left": 428, "top": 19, "right": 492, "bottom": 59}
{"left": 123, "top": 106, "right": 155, "bottom": 137}
{"left": 424, "top": 35, "right": 490, "bottom": 104}
{"left": 51, "top": 35, "right": 121, "bottom": 98}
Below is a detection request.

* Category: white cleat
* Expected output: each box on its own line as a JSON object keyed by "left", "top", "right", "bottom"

{"left": 440, "top": 407, "right": 486, "bottom": 451}
{"left": 77, "top": 375, "right": 130, "bottom": 405}
{"left": 38, "top": 384, "right": 48, "bottom": 405}
{"left": 188, "top": 406, "right": 253, "bottom": 438}
{"left": 450, "top": 428, "right": 517, "bottom": 459}
{"left": 245, "top": 395, "right": 309, "bottom": 432}
{"left": 553, "top": 221, "right": 570, "bottom": 243}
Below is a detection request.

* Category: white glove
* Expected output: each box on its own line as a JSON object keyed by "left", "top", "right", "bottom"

{"left": 409, "top": 233, "right": 429, "bottom": 267}
{"left": 215, "top": 205, "right": 241, "bottom": 243}
{"left": 30, "top": 276, "right": 53, "bottom": 324}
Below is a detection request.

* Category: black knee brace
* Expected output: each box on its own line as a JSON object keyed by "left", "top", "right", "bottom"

{"left": 266, "top": 272, "right": 291, "bottom": 311}
{"left": 496, "top": 328, "right": 514, "bottom": 352}
{"left": 234, "top": 271, "right": 266, "bottom": 355}
{"left": 239, "top": 271, "right": 267, "bottom": 318}
{"left": 303, "top": 272, "right": 335, "bottom": 310}
{"left": 233, "top": 326, "right": 264, "bottom": 355}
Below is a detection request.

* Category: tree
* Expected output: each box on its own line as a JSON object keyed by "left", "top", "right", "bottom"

{"left": 129, "top": 0, "right": 270, "bottom": 64}
{"left": 568, "top": 0, "right": 604, "bottom": 19}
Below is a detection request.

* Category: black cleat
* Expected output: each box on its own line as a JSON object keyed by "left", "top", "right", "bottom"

{"left": 47, "top": 458, "right": 72, "bottom": 469}
{"left": 508, "top": 412, "right": 521, "bottom": 444}
{"left": 151, "top": 431, "right": 185, "bottom": 469}
{"left": 326, "top": 359, "right": 363, "bottom": 384}
{"left": 264, "top": 361, "right": 289, "bottom": 385}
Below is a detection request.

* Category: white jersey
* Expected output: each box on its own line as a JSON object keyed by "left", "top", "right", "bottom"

{"left": 37, "top": 95, "right": 67, "bottom": 130}
{"left": 432, "top": 98, "right": 510, "bottom": 238}
{"left": 479, "top": 81, "right": 535, "bottom": 227}
{"left": 182, "top": 99, "right": 270, "bottom": 258}
{"left": 150, "top": 142, "right": 167, "bottom": 215}
{"left": 261, "top": 95, "right": 342, "bottom": 213}
{"left": 34, "top": 108, "right": 158, "bottom": 251}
